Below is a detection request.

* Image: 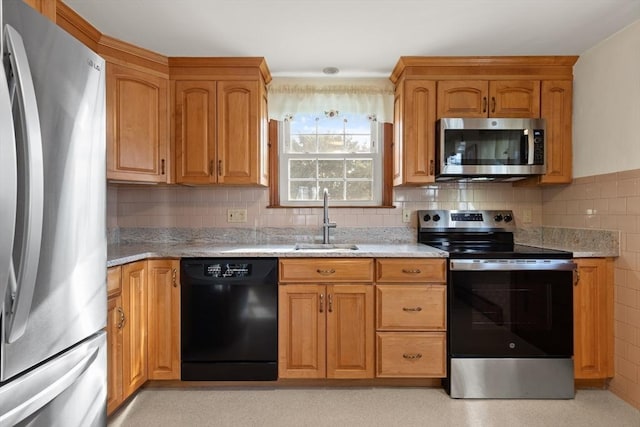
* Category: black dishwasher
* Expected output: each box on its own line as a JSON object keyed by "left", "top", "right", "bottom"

{"left": 180, "top": 258, "right": 278, "bottom": 381}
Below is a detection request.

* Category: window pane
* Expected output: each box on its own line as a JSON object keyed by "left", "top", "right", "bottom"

{"left": 346, "top": 181, "right": 373, "bottom": 201}
{"left": 289, "top": 115, "right": 316, "bottom": 134}
{"left": 346, "top": 159, "right": 372, "bottom": 179}
{"left": 319, "top": 181, "right": 344, "bottom": 201}
{"left": 318, "top": 135, "right": 345, "bottom": 153}
{"left": 318, "top": 160, "right": 343, "bottom": 178}
{"left": 288, "top": 134, "right": 316, "bottom": 153}
{"left": 290, "top": 159, "right": 317, "bottom": 179}
{"left": 290, "top": 182, "right": 317, "bottom": 200}
{"left": 345, "top": 135, "right": 372, "bottom": 153}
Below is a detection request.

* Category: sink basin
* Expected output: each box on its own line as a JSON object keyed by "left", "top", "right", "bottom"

{"left": 294, "top": 243, "right": 359, "bottom": 251}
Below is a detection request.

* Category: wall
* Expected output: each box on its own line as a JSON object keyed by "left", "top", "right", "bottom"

{"left": 542, "top": 18, "right": 640, "bottom": 409}
{"left": 572, "top": 19, "right": 640, "bottom": 178}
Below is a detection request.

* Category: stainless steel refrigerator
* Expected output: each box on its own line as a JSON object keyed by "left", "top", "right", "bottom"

{"left": 0, "top": 0, "right": 107, "bottom": 425}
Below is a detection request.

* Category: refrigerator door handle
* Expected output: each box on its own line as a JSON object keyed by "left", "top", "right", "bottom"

{"left": 0, "top": 334, "right": 103, "bottom": 426}
{"left": 0, "top": 60, "right": 17, "bottom": 309}
{"left": 3, "top": 25, "right": 44, "bottom": 344}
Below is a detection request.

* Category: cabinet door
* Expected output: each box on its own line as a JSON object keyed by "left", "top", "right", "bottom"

{"left": 174, "top": 81, "right": 217, "bottom": 184}
{"left": 489, "top": 80, "right": 540, "bottom": 117}
{"left": 121, "top": 261, "right": 148, "bottom": 398}
{"left": 278, "top": 285, "right": 326, "bottom": 378}
{"left": 437, "top": 80, "right": 488, "bottom": 118}
{"left": 106, "top": 63, "right": 169, "bottom": 182}
{"left": 574, "top": 258, "right": 614, "bottom": 379}
{"left": 395, "top": 80, "right": 436, "bottom": 185}
{"left": 106, "top": 294, "right": 124, "bottom": 415}
{"left": 147, "top": 259, "right": 180, "bottom": 380}
{"left": 326, "top": 285, "right": 374, "bottom": 379}
{"left": 539, "top": 80, "right": 573, "bottom": 184}
{"left": 217, "top": 80, "right": 261, "bottom": 184}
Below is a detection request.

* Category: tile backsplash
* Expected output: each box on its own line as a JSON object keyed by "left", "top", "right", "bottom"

{"left": 108, "top": 182, "right": 543, "bottom": 239}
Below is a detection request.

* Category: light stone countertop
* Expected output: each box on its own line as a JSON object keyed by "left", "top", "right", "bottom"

{"left": 107, "top": 242, "right": 448, "bottom": 267}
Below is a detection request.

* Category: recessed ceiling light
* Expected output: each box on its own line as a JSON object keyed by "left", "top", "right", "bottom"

{"left": 322, "top": 67, "right": 339, "bottom": 75}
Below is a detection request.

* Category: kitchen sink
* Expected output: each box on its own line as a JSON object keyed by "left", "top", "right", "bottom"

{"left": 294, "top": 243, "right": 359, "bottom": 251}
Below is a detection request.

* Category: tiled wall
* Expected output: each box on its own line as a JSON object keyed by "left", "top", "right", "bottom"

{"left": 543, "top": 171, "right": 640, "bottom": 408}
{"left": 109, "top": 182, "right": 543, "bottom": 233}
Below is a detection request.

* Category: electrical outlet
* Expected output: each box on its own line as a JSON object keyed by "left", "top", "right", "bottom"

{"left": 402, "top": 209, "right": 411, "bottom": 223}
{"left": 522, "top": 208, "right": 532, "bottom": 224}
{"left": 227, "top": 208, "right": 247, "bottom": 223}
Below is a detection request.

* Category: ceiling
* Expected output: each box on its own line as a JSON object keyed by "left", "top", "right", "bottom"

{"left": 64, "top": 0, "right": 640, "bottom": 78}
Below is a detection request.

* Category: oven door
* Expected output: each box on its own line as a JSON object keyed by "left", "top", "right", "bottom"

{"left": 449, "top": 259, "right": 575, "bottom": 358}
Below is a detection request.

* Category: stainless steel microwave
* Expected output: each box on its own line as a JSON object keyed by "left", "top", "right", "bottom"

{"left": 436, "top": 118, "right": 546, "bottom": 181}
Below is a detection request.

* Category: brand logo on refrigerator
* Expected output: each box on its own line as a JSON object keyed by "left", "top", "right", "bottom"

{"left": 87, "top": 59, "right": 101, "bottom": 71}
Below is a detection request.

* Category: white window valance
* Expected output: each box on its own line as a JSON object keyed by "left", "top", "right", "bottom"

{"left": 267, "top": 77, "right": 395, "bottom": 123}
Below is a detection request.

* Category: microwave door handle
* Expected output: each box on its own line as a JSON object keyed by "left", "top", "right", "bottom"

{"left": 528, "top": 130, "right": 535, "bottom": 165}
{"left": 4, "top": 25, "right": 44, "bottom": 344}
{"left": 0, "top": 61, "right": 17, "bottom": 308}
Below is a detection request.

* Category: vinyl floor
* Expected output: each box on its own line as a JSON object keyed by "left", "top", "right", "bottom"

{"left": 108, "top": 387, "right": 640, "bottom": 427}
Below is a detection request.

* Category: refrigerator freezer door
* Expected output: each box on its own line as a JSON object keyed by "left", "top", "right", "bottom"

{"left": 0, "top": 332, "right": 107, "bottom": 427}
{"left": 1, "top": 0, "right": 106, "bottom": 381}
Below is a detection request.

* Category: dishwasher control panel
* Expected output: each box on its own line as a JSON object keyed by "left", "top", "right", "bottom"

{"left": 205, "top": 263, "right": 251, "bottom": 278}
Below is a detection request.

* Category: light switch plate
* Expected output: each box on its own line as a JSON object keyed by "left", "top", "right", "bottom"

{"left": 227, "top": 208, "right": 247, "bottom": 223}
{"left": 402, "top": 209, "right": 411, "bottom": 223}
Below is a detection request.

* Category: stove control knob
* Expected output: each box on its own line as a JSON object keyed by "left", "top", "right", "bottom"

{"left": 494, "top": 214, "right": 503, "bottom": 222}
{"left": 423, "top": 214, "right": 431, "bottom": 222}
{"left": 432, "top": 214, "right": 441, "bottom": 222}
{"left": 503, "top": 214, "right": 513, "bottom": 223}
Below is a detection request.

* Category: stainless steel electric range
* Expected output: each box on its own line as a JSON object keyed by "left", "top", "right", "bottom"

{"left": 418, "top": 210, "right": 576, "bottom": 399}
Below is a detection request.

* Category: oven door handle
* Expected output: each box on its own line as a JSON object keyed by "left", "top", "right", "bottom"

{"left": 450, "top": 259, "right": 576, "bottom": 271}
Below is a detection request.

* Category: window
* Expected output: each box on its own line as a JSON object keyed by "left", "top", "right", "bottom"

{"left": 279, "top": 111, "right": 383, "bottom": 206}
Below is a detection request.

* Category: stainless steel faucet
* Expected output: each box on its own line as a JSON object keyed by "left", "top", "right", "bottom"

{"left": 322, "top": 188, "right": 336, "bottom": 244}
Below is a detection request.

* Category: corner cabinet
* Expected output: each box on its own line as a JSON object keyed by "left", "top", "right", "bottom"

{"left": 171, "top": 58, "right": 271, "bottom": 186}
{"left": 278, "top": 258, "right": 375, "bottom": 379}
{"left": 389, "top": 56, "right": 578, "bottom": 186}
{"left": 106, "top": 62, "right": 170, "bottom": 183}
{"left": 573, "top": 258, "right": 614, "bottom": 380}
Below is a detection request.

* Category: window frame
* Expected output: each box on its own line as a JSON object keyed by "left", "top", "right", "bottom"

{"left": 268, "top": 120, "right": 394, "bottom": 208}
{"left": 278, "top": 114, "right": 383, "bottom": 207}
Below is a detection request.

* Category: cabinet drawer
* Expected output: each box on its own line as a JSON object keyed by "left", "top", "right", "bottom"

{"left": 107, "top": 266, "right": 122, "bottom": 297}
{"left": 376, "top": 332, "right": 446, "bottom": 378}
{"left": 375, "top": 259, "right": 445, "bottom": 283}
{"left": 376, "top": 285, "right": 445, "bottom": 330}
{"left": 279, "top": 258, "right": 374, "bottom": 283}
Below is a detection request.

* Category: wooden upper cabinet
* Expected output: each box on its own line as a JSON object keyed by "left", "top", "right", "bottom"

{"left": 217, "top": 80, "right": 262, "bottom": 184}
{"left": 539, "top": 80, "right": 572, "bottom": 184}
{"left": 437, "top": 80, "right": 540, "bottom": 118}
{"left": 174, "top": 81, "right": 217, "bottom": 184}
{"left": 106, "top": 63, "right": 169, "bottom": 183}
{"left": 393, "top": 79, "right": 437, "bottom": 186}
{"left": 174, "top": 79, "right": 268, "bottom": 186}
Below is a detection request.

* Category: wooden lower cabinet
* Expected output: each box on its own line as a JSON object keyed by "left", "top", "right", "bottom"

{"left": 147, "top": 259, "right": 181, "bottom": 380}
{"left": 573, "top": 258, "right": 614, "bottom": 380}
{"left": 376, "top": 332, "right": 446, "bottom": 378}
{"left": 121, "top": 261, "right": 148, "bottom": 398}
{"left": 278, "top": 283, "right": 375, "bottom": 379}
{"left": 106, "top": 267, "right": 123, "bottom": 415}
{"left": 375, "top": 258, "right": 447, "bottom": 378}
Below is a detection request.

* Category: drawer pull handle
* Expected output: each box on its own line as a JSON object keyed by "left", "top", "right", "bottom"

{"left": 403, "top": 353, "right": 422, "bottom": 360}
{"left": 402, "top": 307, "right": 422, "bottom": 312}
{"left": 402, "top": 268, "right": 421, "bottom": 274}
{"left": 319, "top": 293, "right": 324, "bottom": 313}
{"left": 116, "top": 307, "right": 126, "bottom": 329}
{"left": 316, "top": 268, "right": 336, "bottom": 275}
